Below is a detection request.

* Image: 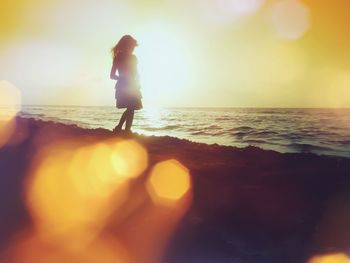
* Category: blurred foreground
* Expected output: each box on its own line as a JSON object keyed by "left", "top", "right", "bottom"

{"left": 1, "top": 117, "right": 350, "bottom": 263}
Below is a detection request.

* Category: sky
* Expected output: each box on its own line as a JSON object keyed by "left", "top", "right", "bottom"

{"left": 0, "top": 0, "right": 350, "bottom": 108}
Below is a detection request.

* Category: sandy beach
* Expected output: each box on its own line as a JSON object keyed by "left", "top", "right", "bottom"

{"left": 1, "top": 117, "right": 350, "bottom": 263}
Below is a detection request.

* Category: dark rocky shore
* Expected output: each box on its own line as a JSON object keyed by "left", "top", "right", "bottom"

{"left": 1, "top": 117, "right": 350, "bottom": 263}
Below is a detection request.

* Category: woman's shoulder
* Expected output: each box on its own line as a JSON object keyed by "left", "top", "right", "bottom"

{"left": 131, "top": 54, "right": 138, "bottom": 63}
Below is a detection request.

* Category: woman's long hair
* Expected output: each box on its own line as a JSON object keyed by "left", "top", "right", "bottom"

{"left": 111, "top": 35, "right": 138, "bottom": 59}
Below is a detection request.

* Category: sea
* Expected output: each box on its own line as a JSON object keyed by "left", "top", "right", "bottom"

{"left": 18, "top": 106, "right": 350, "bottom": 158}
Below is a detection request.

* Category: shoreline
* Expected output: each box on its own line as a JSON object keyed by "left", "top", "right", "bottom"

{"left": 15, "top": 115, "right": 350, "bottom": 159}
{"left": 1, "top": 116, "right": 350, "bottom": 262}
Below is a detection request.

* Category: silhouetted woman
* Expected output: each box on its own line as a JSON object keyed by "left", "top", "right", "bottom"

{"left": 110, "top": 35, "right": 142, "bottom": 133}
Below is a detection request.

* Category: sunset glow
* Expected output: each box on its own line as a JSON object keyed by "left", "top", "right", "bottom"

{"left": 1, "top": 0, "right": 350, "bottom": 107}
{"left": 135, "top": 24, "right": 196, "bottom": 107}
{"left": 2, "top": 1, "right": 350, "bottom": 262}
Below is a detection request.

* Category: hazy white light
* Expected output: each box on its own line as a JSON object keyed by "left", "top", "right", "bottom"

{"left": 0, "top": 41, "right": 82, "bottom": 93}
{"left": 50, "top": 0, "right": 130, "bottom": 40}
{"left": 198, "top": 0, "right": 265, "bottom": 24}
{"left": 135, "top": 24, "right": 195, "bottom": 107}
{"left": 269, "top": 0, "right": 311, "bottom": 40}
{"left": 225, "top": 0, "right": 265, "bottom": 16}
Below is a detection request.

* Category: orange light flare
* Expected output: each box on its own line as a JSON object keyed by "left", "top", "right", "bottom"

{"left": 23, "top": 138, "right": 148, "bottom": 255}
{"left": 147, "top": 159, "right": 192, "bottom": 206}
{"left": 9, "top": 230, "right": 130, "bottom": 263}
{"left": 13, "top": 138, "right": 193, "bottom": 263}
{"left": 113, "top": 159, "right": 192, "bottom": 263}
{"left": 0, "top": 80, "right": 21, "bottom": 148}
{"left": 307, "top": 253, "right": 350, "bottom": 263}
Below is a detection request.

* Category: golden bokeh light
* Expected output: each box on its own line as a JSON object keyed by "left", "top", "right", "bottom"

{"left": 147, "top": 159, "right": 191, "bottom": 206}
{"left": 25, "top": 138, "right": 148, "bottom": 251}
{"left": 269, "top": 0, "right": 311, "bottom": 40}
{"left": 307, "top": 253, "right": 350, "bottom": 263}
{"left": 110, "top": 139, "right": 148, "bottom": 179}
{"left": 9, "top": 231, "right": 130, "bottom": 263}
{"left": 16, "top": 138, "right": 194, "bottom": 263}
{"left": 0, "top": 80, "right": 21, "bottom": 148}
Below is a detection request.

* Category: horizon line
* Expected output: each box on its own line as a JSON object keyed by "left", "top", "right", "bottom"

{"left": 16, "top": 104, "right": 350, "bottom": 109}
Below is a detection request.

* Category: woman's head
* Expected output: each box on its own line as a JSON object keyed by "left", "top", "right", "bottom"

{"left": 112, "top": 35, "right": 138, "bottom": 58}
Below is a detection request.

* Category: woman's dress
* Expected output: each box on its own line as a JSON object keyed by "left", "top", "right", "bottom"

{"left": 114, "top": 52, "right": 143, "bottom": 110}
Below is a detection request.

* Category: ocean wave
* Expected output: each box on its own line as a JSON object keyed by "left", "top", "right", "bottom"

{"left": 190, "top": 131, "right": 211, "bottom": 136}
{"left": 215, "top": 116, "right": 231, "bottom": 121}
{"left": 229, "top": 126, "right": 255, "bottom": 135}
{"left": 254, "top": 130, "right": 280, "bottom": 136}
{"left": 142, "top": 125, "right": 180, "bottom": 132}
{"left": 339, "top": 140, "right": 350, "bottom": 145}
{"left": 163, "top": 125, "right": 182, "bottom": 130}
{"left": 231, "top": 131, "right": 250, "bottom": 137}
{"left": 187, "top": 127, "right": 200, "bottom": 132}
{"left": 204, "top": 124, "right": 221, "bottom": 129}
{"left": 244, "top": 139, "right": 269, "bottom": 144}
{"left": 234, "top": 126, "right": 254, "bottom": 131}
{"left": 212, "top": 131, "right": 227, "bottom": 136}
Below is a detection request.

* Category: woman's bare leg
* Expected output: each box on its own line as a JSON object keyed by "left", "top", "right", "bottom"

{"left": 115, "top": 109, "right": 128, "bottom": 131}
{"left": 125, "top": 108, "right": 135, "bottom": 131}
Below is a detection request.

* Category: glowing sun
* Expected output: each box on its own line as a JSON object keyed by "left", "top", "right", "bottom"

{"left": 135, "top": 24, "right": 196, "bottom": 107}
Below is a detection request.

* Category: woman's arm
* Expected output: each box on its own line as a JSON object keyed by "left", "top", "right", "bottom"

{"left": 110, "top": 58, "right": 119, "bottom": 80}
